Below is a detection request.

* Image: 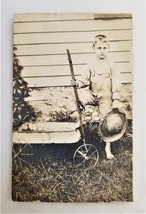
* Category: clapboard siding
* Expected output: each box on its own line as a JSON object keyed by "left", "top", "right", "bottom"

{"left": 18, "top": 52, "right": 130, "bottom": 67}
{"left": 14, "top": 13, "right": 132, "bottom": 23}
{"left": 23, "top": 73, "right": 132, "bottom": 88}
{"left": 14, "top": 13, "right": 132, "bottom": 91}
{"left": 14, "top": 30, "right": 131, "bottom": 45}
{"left": 15, "top": 41, "right": 132, "bottom": 56}
{"left": 14, "top": 13, "right": 94, "bottom": 22}
{"left": 14, "top": 19, "right": 132, "bottom": 34}
{"left": 21, "top": 65, "right": 87, "bottom": 77}
{"left": 21, "top": 63, "right": 131, "bottom": 78}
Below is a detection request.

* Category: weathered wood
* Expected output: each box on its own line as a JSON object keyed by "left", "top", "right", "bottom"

{"left": 21, "top": 63, "right": 131, "bottom": 78}
{"left": 14, "top": 13, "right": 94, "bottom": 22}
{"left": 115, "top": 62, "right": 131, "bottom": 73}
{"left": 18, "top": 122, "right": 79, "bottom": 132}
{"left": 14, "top": 30, "right": 132, "bottom": 45}
{"left": 21, "top": 65, "right": 87, "bottom": 77}
{"left": 15, "top": 41, "right": 132, "bottom": 56}
{"left": 18, "top": 52, "right": 131, "bottom": 67}
{"left": 94, "top": 13, "right": 132, "bottom": 19}
{"left": 23, "top": 73, "right": 132, "bottom": 88}
{"left": 14, "top": 19, "right": 132, "bottom": 34}
{"left": 14, "top": 13, "right": 132, "bottom": 23}
{"left": 24, "top": 76, "right": 71, "bottom": 87}
{"left": 13, "top": 130, "right": 81, "bottom": 144}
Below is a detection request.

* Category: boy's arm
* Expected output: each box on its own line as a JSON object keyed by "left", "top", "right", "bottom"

{"left": 71, "top": 66, "right": 91, "bottom": 88}
{"left": 111, "top": 63, "right": 121, "bottom": 109}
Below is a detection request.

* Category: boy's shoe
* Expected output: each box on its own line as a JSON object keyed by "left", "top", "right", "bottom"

{"left": 82, "top": 111, "right": 92, "bottom": 124}
{"left": 91, "top": 107, "right": 100, "bottom": 122}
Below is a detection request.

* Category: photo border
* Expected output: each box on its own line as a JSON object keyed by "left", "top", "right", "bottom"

{"left": 1, "top": 0, "right": 145, "bottom": 213}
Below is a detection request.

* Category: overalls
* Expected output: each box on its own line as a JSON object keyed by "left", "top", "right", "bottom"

{"left": 77, "top": 59, "right": 121, "bottom": 119}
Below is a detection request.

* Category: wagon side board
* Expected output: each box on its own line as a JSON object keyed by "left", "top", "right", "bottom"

{"left": 13, "top": 122, "right": 81, "bottom": 144}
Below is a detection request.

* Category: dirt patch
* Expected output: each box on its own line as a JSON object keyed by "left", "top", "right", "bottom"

{"left": 26, "top": 84, "right": 132, "bottom": 124}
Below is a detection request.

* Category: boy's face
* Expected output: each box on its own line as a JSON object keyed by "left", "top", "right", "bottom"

{"left": 94, "top": 41, "right": 109, "bottom": 60}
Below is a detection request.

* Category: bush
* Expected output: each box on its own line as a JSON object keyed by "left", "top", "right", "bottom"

{"left": 13, "top": 47, "right": 36, "bottom": 130}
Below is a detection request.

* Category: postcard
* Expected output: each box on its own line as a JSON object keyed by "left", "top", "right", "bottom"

{"left": 12, "top": 13, "right": 133, "bottom": 202}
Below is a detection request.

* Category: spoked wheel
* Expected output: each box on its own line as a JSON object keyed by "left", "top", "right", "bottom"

{"left": 73, "top": 144, "right": 99, "bottom": 170}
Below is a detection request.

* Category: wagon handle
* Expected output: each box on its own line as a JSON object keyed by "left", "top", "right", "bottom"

{"left": 67, "top": 49, "right": 85, "bottom": 141}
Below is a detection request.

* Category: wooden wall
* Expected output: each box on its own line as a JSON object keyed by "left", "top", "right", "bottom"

{"left": 14, "top": 13, "right": 132, "bottom": 89}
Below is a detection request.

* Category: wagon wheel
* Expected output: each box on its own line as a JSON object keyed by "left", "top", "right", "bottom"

{"left": 73, "top": 144, "right": 99, "bottom": 169}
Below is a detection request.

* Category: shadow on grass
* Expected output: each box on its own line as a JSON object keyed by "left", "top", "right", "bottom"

{"left": 12, "top": 120, "right": 133, "bottom": 202}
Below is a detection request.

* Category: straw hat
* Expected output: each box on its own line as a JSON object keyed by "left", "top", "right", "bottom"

{"left": 98, "top": 110, "right": 127, "bottom": 143}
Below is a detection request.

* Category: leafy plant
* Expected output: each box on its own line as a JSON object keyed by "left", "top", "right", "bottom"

{"left": 13, "top": 47, "right": 36, "bottom": 130}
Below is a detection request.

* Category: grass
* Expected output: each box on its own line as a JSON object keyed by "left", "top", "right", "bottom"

{"left": 12, "top": 121, "right": 133, "bottom": 202}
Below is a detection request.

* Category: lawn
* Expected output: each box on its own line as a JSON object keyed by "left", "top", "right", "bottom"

{"left": 12, "top": 121, "right": 133, "bottom": 202}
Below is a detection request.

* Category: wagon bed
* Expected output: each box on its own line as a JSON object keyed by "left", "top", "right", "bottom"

{"left": 13, "top": 122, "right": 81, "bottom": 144}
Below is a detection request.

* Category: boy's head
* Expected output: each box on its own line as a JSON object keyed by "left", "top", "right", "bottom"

{"left": 92, "top": 34, "right": 110, "bottom": 60}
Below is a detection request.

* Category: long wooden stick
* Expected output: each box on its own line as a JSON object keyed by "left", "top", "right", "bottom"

{"left": 67, "top": 49, "right": 85, "bottom": 140}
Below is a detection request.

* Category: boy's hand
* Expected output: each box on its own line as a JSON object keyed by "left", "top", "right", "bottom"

{"left": 113, "top": 99, "right": 121, "bottom": 110}
{"left": 70, "top": 79, "right": 78, "bottom": 87}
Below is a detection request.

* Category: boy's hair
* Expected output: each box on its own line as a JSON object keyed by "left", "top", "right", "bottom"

{"left": 92, "top": 34, "right": 110, "bottom": 49}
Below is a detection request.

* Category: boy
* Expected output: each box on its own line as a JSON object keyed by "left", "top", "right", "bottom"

{"left": 75, "top": 34, "right": 121, "bottom": 121}
{"left": 71, "top": 34, "right": 122, "bottom": 159}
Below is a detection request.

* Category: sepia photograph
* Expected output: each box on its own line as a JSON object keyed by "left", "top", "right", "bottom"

{"left": 12, "top": 13, "right": 133, "bottom": 202}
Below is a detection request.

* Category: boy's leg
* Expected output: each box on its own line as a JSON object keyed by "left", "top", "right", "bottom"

{"left": 98, "top": 97, "right": 113, "bottom": 119}
{"left": 77, "top": 88, "right": 97, "bottom": 122}
{"left": 98, "top": 97, "right": 114, "bottom": 159}
{"left": 77, "top": 88, "right": 95, "bottom": 106}
{"left": 105, "top": 142, "right": 114, "bottom": 159}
